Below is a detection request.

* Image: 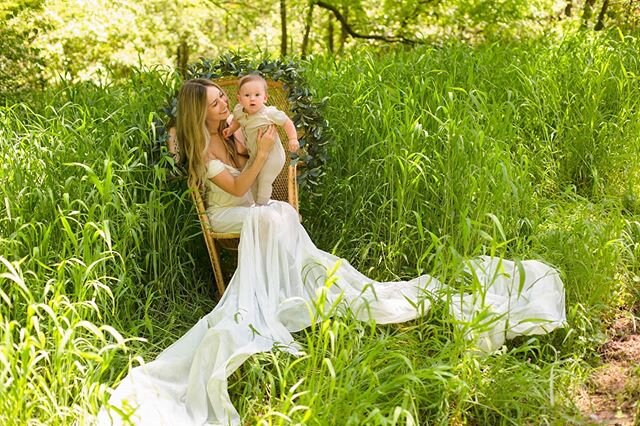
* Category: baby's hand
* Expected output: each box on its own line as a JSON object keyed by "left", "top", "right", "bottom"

{"left": 288, "top": 139, "right": 299, "bottom": 152}
{"left": 222, "top": 127, "right": 233, "bottom": 139}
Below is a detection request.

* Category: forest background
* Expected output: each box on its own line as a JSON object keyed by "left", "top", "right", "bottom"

{"left": 1, "top": 0, "right": 640, "bottom": 424}
{"left": 3, "top": 0, "right": 639, "bottom": 93}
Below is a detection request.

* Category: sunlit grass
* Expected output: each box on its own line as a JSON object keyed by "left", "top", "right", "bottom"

{"left": 0, "top": 70, "right": 217, "bottom": 424}
{"left": 1, "top": 31, "right": 639, "bottom": 424}
{"left": 299, "top": 30, "right": 639, "bottom": 423}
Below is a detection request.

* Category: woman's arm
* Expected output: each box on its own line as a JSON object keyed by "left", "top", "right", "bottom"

{"left": 232, "top": 127, "right": 248, "bottom": 156}
{"left": 227, "top": 115, "right": 249, "bottom": 168}
{"left": 167, "top": 127, "right": 180, "bottom": 162}
{"left": 209, "top": 126, "right": 277, "bottom": 196}
{"left": 234, "top": 139, "right": 249, "bottom": 169}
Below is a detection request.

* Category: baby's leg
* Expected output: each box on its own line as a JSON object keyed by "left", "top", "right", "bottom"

{"left": 255, "top": 167, "right": 279, "bottom": 205}
{"left": 255, "top": 150, "right": 285, "bottom": 205}
{"left": 250, "top": 181, "right": 259, "bottom": 202}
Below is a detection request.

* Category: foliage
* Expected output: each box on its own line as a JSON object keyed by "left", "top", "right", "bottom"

{"left": 303, "top": 32, "right": 640, "bottom": 269}
{"left": 22, "top": 0, "right": 283, "bottom": 82}
{"left": 0, "top": 69, "right": 215, "bottom": 423}
{"left": 0, "top": 0, "right": 45, "bottom": 100}
{"left": 1, "top": 33, "right": 639, "bottom": 424}
{"left": 5, "top": 0, "right": 640, "bottom": 88}
{"left": 155, "top": 54, "right": 330, "bottom": 190}
{"left": 600, "top": 0, "right": 640, "bottom": 31}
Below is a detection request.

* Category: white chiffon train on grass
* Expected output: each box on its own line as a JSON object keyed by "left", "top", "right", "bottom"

{"left": 98, "top": 201, "right": 566, "bottom": 425}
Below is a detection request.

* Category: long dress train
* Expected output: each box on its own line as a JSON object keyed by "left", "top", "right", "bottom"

{"left": 97, "top": 161, "right": 566, "bottom": 425}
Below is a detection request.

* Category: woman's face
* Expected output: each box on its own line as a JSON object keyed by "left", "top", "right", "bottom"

{"left": 205, "top": 86, "right": 230, "bottom": 124}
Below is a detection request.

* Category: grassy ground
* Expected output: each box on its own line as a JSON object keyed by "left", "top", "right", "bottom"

{"left": 1, "top": 31, "right": 639, "bottom": 424}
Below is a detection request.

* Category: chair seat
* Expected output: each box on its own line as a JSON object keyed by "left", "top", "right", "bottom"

{"left": 213, "top": 236, "right": 240, "bottom": 251}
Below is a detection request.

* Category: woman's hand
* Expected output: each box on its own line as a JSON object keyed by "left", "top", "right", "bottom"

{"left": 209, "top": 125, "right": 278, "bottom": 197}
{"left": 255, "top": 125, "right": 277, "bottom": 157}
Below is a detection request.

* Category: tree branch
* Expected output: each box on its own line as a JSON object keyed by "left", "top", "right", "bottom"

{"left": 314, "top": 0, "right": 420, "bottom": 45}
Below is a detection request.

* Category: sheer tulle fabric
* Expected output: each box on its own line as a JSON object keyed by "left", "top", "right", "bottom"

{"left": 98, "top": 163, "right": 566, "bottom": 425}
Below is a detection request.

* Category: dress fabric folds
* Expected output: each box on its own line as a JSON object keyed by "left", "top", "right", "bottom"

{"left": 98, "top": 161, "right": 566, "bottom": 425}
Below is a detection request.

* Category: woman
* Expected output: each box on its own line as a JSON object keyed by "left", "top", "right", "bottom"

{"left": 99, "top": 79, "right": 566, "bottom": 425}
{"left": 174, "top": 79, "right": 280, "bottom": 227}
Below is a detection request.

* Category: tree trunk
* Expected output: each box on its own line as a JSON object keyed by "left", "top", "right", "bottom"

{"left": 564, "top": 0, "right": 572, "bottom": 17}
{"left": 280, "top": 0, "right": 287, "bottom": 57}
{"left": 301, "top": 2, "right": 315, "bottom": 58}
{"left": 176, "top": 38, "right": 189, "bottom": 77}
{"left": 582, "top": 0, "right": 596, "bottom": 27}
{"left": 326, "top": 14, "right": 334, "bottom": 54}
{"left": 594, "top": 0, "right": 610, "bottom": 30}
{"left": 338, "top": 3, "right": 348, "bottom": 53}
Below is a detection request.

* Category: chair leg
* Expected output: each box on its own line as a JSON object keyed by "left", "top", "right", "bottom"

{"left": 209, "top": 240, "right": 226, "bottom": 297}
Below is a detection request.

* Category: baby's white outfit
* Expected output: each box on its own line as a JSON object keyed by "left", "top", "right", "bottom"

{"left": 233, "top": 104, "right": 288, "bottom": 204}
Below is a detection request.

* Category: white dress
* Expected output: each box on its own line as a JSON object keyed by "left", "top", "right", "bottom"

{"left": 98, "top": 159, "right": 566, "bottom": 425}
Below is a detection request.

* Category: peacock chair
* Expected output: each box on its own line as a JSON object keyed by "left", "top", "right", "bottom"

{"left": 188, "top": 78, "right": 300, "bottom": 296}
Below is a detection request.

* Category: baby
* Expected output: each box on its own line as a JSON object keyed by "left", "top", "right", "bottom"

{"left": 223, "top": 74, "right": 299, "bottom": 205}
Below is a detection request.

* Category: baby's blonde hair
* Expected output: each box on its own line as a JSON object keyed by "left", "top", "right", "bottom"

{"left": 238, "top": 74, "right": 268, "bottom": 92}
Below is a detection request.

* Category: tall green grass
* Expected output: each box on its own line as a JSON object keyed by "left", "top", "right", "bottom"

{"left": 1, "top": 31, "right": 639, "bottom": 424}
{"left": 295, "top": 30, "right": 640, "bottom": 423}
{"left": 304, "top": 31, "right": 639, "bottom": 270}
{"left": 303, "top": 31, "right": 640, "bottom": 318}
{"left": 0, "top": 71, "right": 218, "bottom": 424}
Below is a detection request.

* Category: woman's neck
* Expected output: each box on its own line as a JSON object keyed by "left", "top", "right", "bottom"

{"left": 206, "top": 120, "right": 221, "bottom": 136}
{"left": 207, "top": 131, "right": 224, "bottom": 150}
{"left": 206, "top": 128, "right": 232, "bottom": 165}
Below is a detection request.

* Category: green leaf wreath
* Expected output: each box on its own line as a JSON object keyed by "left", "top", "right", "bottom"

{"left": 154, "top": 54, "right": 329, "bottom": 191}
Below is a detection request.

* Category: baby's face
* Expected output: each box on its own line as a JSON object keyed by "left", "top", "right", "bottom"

{"left": 237, "top": 81, "right": 267, "bottom": 114}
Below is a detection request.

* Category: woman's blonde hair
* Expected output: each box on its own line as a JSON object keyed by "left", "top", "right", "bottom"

{"left": 175, "top": 78, "right": 239, "bottom": 186}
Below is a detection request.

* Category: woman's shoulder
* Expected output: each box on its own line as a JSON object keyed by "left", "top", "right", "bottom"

{"left": 206, "top": 157, "right": 239, "bottom": 178}
{"left": 206, "top": 157, "right": 227, "bottom": 178}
